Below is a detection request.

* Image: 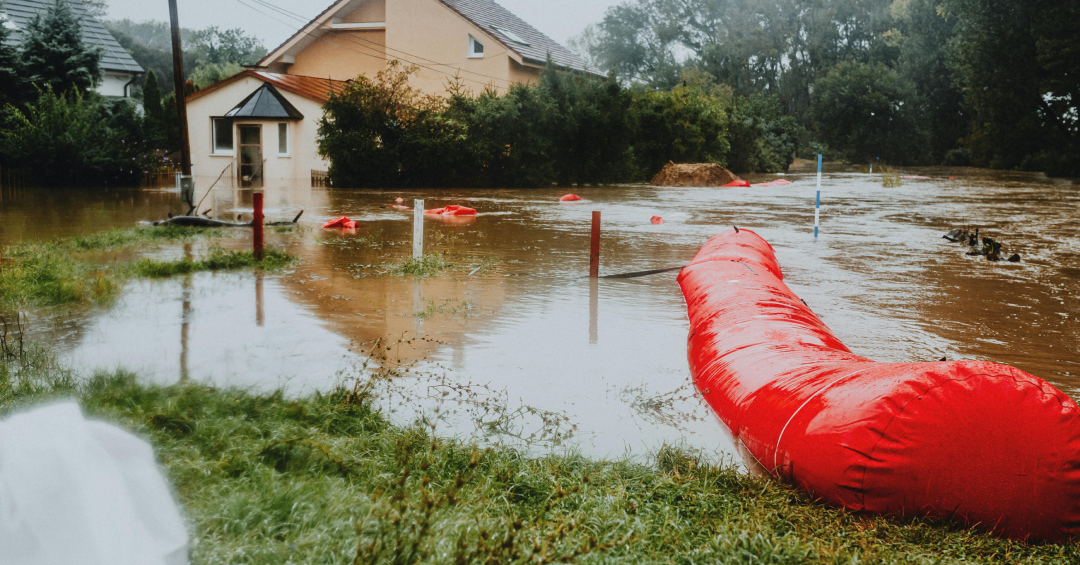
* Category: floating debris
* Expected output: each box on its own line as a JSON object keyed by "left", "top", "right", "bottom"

{"left": 943, "top": 228, "right": 1019, "bottom": 262}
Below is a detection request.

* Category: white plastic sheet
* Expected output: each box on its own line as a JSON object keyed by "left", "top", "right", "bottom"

{"left": 0, "top": 401, "right": 188, "bottom": 565}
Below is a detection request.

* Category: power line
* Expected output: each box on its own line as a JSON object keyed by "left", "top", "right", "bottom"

{"left": 229, "top": 0, "right": 514, "bottom": 88}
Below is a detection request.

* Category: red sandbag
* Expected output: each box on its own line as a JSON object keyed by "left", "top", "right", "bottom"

{"left": 651, "top": 216, "right": 664, "bottom": 225}
{"left": 723, "top": 180, "right": 751, "bottom": 187}
{"left": 425, "top": 205, "right": 477, "bottom": 216}
{"left": 751, "top": 179, "right": 794, "bottom": 187}
{"left": 560, "top": 194, "right": 582, "bottom": 202}
{"left": 323, "top": 216, "right": 357, "bottom": 229}
{"left": 678, "top": 229, "right": 1080, "bottom": 541}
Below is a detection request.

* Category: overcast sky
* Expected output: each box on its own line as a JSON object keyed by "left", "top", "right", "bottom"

{"left": 104, "top": 0, "right": 620, "bottom": 47}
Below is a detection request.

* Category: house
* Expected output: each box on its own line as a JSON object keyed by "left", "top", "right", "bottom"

{"left": 186, "top": 0, "right": 598, "bottom": 188}
{"left": 1, "top": 0, "right": 143, "bottom": 98}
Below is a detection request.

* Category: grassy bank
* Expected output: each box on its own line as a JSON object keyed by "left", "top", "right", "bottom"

{"left": 0, "top": 350, "right": 1076, "bottom": 564}
{"left": 0, "top": 227, "right": 295, "bottom": 310}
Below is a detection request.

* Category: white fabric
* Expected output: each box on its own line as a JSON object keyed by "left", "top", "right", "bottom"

{"left": 0, "top": 401, "right": 188, "bottom": 565}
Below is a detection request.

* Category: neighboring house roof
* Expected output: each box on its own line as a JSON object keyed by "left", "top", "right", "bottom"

{"left": 187, "top": 70, "right": 349, "bottom": 105}
{"left": 259, "top": 0, "right": 601, "bottom": 77}
{"left": 225, "top": 84, "right": 305, "bottom": 120}
{"left": 0, "top": 0, "right": 143, "bottom": 74}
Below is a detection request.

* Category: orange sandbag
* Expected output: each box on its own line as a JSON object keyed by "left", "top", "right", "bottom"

{"left": 651, "top": 216, "right": 664, "bottom": 225}
{"left": 679, "top": 228, "right": 1080, "bottom": 541}
{"left": 723, "top": 180, "right": 751, "bottom": 187}
{"left": 560, "top": 194, "right": 582, "bottom": 202}
{"left": 323, "top": 216, "right": 357, "bottom": 229}
{"left": 425, "top": 205, "right": 477, "bottom": 216}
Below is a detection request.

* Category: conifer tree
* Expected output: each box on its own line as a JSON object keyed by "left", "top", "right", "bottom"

{"left": 0, "top": 5, "right": 25, "bottom": 105}
{"left": 142, "top": 69, "right": 165, "bottom": 147}
{"left": 19, "top": 0, "right": 102, "bottom": 94}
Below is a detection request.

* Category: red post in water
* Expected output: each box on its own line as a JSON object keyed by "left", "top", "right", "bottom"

{"left": 253, "top": 192, "right": 264, "bottom": 261}
{"left": 589, "top": 211, "right": 601, "bottom": 278}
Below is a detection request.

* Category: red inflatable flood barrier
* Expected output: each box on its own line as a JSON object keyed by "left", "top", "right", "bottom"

{"left": 323, "top": 216, "right": 357, "bottom": 229}
{"left": 560, "top": 194, "right": 582, "bottom": 202}
{"left": 678, "top": 229, "right": 1080, "bottom": 541}
{"left": 424, "top": 205, "right": 477, "bottom": 216}
{"left": 723, "top": 180, "right": 751, "bottom": 187}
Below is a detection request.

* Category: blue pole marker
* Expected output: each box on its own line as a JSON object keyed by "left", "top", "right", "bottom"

{"left": 814, "top": 190, "right": 820, "bottom": 238}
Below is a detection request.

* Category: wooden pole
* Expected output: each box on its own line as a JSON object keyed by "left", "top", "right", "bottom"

{"left": 589, "top": 211, "right": 601, "bottom": 278}
{"left": 168, "top": 0, "right": 192, "bottom": 178}
{"left": 253, "top": 192, "right": 264, "bottom": 261}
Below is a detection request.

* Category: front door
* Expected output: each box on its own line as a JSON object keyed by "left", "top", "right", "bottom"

{"left": 238, "top": 125, "right": 263, "bottom": 188}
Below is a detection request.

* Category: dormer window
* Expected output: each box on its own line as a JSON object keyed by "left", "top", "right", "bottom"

{"left": 468, "top": 35, "right": 484, "bottom": 58}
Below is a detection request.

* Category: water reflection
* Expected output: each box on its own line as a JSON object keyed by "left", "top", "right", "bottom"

{"left": 2, "top": 168, "right": 1077, "bottom": 458}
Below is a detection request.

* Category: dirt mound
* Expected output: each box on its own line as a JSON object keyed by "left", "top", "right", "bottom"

{"left": 650, "top": 162, "right": 740, "bottom": 187}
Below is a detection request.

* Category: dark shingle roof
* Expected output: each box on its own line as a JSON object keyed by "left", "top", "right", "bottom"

{"left": 225, "top": 83, "right": 304, "bottom": 119}
{"left": 440, "top": 0, "right": 600, "bottom": 76}
{"left": 0, "top": 0, "right": 143, "bottom": 74}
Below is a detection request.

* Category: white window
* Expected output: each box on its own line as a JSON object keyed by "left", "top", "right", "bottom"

{"left": 212, "top": 118, "right": 233, "bottom": 155}
{"left": 277, "top": 123, "right": 289, "bottom": 156}
{"left": 468, "top": 35, "right": 484, "bottom": 58}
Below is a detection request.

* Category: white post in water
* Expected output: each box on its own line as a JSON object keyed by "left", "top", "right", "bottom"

{"left": 814, "top": 190, "right": 821, "bottom": 238}
{"left": 869, "top": 162, "right": 873, "bottom": 175}
{"left": 817, "top": 154, "right": 822, "bottom": 188}
{"left": 413, "top": 199, "right": 424, "bottom": 259}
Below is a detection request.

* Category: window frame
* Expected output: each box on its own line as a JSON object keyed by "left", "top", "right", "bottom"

{"left": 467, "top": 34, "right": 484, "bottom": 59}
{"left": 277, "top": 122, "right": 290, "bottom": 157}
{"left": 211, "top": 118, "right": 234, "bottom": 156}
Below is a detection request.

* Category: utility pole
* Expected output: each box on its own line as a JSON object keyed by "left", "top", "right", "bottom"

{"left": 168, "top": 0, "right": 195, "bottom": 213}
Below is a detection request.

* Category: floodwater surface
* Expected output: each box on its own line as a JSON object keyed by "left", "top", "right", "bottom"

{"left": 2, "top": 167, "right": 1077, "bottom": 458}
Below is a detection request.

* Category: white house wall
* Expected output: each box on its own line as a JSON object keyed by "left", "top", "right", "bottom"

{"left": 187, "top": 76, "right": 331, "bottom": 187}
{"left": 97, "top": 71, "right": 136, "bottom": 97}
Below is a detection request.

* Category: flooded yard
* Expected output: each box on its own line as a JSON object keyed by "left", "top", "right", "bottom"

{"left": 2, "top": 167, "right": 1077, "bottom": 459}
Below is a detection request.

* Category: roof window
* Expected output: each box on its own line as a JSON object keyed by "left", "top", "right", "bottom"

{"left": 491, "top": 26, "right": 528, "bottom": 46}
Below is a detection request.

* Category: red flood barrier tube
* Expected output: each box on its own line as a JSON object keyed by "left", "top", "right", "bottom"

{"left": 678, "top": 228, "right": 1080, "bottom": 541}
{"left": 560, "top": 194, "right": 582, "bottom": 202}
{"left": 723, "top": 180, "right": 751, "bottom": 187}
{"left": 424, "top": 205, "right": 477, "bottom": 216}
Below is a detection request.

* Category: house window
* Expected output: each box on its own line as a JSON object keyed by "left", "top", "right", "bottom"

{"left": 212, "top": 118, "right": 233, "bottom": 154}
{"left": 468, "top": 35, "right": 484, "bottom": 58}
{"left": 278, "top": 123, "right": 289, "bottom": 156}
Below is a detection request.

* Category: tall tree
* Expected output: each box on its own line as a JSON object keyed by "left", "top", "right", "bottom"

{"left": 0, "top": 4, "right": 26, "bottom": 106}
{"left": 142, "top": 69, "right": 166, "bottom": 148}
{"left": 19, "top": 0, "right": 101, "bottom": 94}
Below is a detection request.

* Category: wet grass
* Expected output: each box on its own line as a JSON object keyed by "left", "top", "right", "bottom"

{"left": 1, "top": 348, "right": 1078, "bottom": 564}
{"left": 0, "top": 228, "right": 295, "bottom": 310}
{"left": 413, "top": 298, "right": 472, "bottom": 320}
{"left": 391, "top": 253, "right": 458, "bottom": 278}
{"left": 881, "top": 165, "right": 902, "bottom": 188}
{"left": 131, "top": 246, "right": 296, "bottom": 278}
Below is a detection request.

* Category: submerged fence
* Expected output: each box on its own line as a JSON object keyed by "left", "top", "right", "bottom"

{"left": 143, "top": 168, "right": 183, "bottom": 189}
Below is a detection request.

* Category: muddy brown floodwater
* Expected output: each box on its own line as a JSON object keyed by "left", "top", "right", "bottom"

{"left": 1, "top": 167, "right": 1077, "bottom": 459}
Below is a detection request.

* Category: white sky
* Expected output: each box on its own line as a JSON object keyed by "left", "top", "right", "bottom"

{"left": 103, "top": 0, "right": 620, "bottom": 47}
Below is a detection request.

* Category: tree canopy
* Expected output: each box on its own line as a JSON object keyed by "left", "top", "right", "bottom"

{"left": 19, "top": 0, "right": 102, "bottom": 95}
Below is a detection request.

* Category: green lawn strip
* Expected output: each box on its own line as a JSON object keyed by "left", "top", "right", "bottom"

{"left": 0, "top": 354, "right": 1075, "bottom": 564}
{"left": 390, "top": 253, "right": 499, "bottom": 278}
{"left": 1, "top": 227, "right": 295, "bottom": 309}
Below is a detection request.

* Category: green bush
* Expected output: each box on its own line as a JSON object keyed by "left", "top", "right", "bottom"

{"left": 319, "top": 63, "right": 798, "bottom": 188}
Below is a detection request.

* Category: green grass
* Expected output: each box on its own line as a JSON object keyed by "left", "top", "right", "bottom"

{"left": 1, "top": 228, "right": 296, "bottom": 310}
{"left": 131, "top": 246, "right": 296, "bottom": 278}
{"left": 413, "top": 298, "right": 472, "bottom": 320}
{"left": 1, "top": 349, "right": 1078, "bottom": 564}
{"left": 391, "top": 253, "right": 458, "bottom": 278}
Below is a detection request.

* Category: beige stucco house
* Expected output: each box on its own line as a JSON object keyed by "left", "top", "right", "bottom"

{"left": 185, "top": 0, "right": 598, "bottom": 188}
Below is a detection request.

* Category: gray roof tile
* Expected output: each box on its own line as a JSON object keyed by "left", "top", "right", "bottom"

{"left": 1, "top": 0, "right": 143, "bottom": 74}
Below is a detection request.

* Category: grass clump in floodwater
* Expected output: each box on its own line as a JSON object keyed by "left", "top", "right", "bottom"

{"left": 1, "top": 347, "right": 1078, "bottom": 564}
{"left": 391, "top": 253, "right": 457, "bottom": 277}
{"left": 413, "top": 297, "right": 472, "bottom": 319}
{"left": 0, "top": 228, "right": 295, "bottom": 310}
{"left": 130, "top": 246, "right": 296, "bottom": 278}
